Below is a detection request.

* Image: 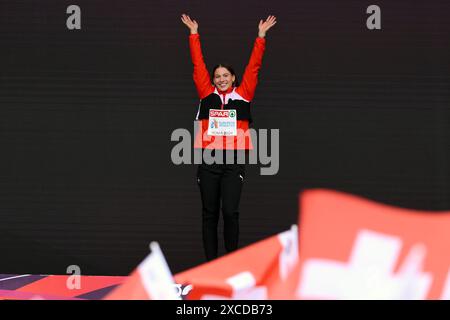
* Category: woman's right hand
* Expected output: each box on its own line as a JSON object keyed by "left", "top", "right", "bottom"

{"left": 181, "top": 14, "right": 198, "bottom": 35}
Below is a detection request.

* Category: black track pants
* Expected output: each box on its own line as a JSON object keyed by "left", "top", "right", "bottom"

{"left": 197, "top": 160, "right": 245, "bottom": 261}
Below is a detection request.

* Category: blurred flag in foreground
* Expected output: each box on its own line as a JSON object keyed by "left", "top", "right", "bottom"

{"left": 296, "top": 189, "right": 450, "bottom": 300}
{"left": 175, "top": 225, "right": 299, "bottom": 300}
{"left": 105, "top": 242, "right": 179, "bottom": 300}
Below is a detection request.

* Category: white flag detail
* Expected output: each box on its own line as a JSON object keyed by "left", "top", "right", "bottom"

{"left": 298, "top": 230, "right": 432, "bottom": 299}
{"left": 137, "top": 242, "right": 180, "bottom": 300}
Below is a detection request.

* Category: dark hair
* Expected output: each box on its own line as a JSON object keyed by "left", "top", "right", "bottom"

{"left": 211, "top": 64, "right": 239, "bottom": 87}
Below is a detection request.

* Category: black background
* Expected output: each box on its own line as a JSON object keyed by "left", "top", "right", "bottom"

{"left": 0, "top": 0, "right": 448, "bottom": 275}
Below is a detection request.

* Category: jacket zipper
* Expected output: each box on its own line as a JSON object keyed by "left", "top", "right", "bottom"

{"left": 221, "top": 93, "right": 226, "bottom": 110}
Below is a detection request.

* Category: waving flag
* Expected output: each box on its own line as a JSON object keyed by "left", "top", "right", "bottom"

{"left": 175, "top": 225, "right": 299, "bottom": 300}
{"left": 296, "top": 189, "right": 450, "bottom": 300}
{"left": 105, "top": 242, "right": 179, "bottom": 300}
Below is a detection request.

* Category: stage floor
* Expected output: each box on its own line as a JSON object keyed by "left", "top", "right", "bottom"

{"left": 0, "top": 274, "right": 126, "bottom": 300}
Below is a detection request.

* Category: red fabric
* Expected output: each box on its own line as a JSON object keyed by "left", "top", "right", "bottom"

{"left": 296, "top": 189, "right": 450, "bottom": 299}
{"left": 175, "top": 228, "right": 299, "bottom": 300}
{"left": 189, "top": 34, "right": 215, "bottom": 99}
{"left": 235, "top": 37, "right": 266, "bottom": 101}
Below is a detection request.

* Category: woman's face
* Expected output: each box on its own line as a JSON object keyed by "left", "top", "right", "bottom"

{"left": 213, "top": 67, "right": 235, "bottom": 91}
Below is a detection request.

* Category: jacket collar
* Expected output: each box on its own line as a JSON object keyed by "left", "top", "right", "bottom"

{"left": 217, "top": 86, "right": 234, "bottom": 95}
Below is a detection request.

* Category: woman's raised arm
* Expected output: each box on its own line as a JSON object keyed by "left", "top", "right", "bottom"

{"left": 237, "top": 15, "right": 277, "bottom": 101}
{"left": 181, "top": 14, "right": 213, "bottom": 99}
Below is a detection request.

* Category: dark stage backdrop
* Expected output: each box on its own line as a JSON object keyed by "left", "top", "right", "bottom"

{"left": 0, "top": 0, "right": 448, "bottom": 275}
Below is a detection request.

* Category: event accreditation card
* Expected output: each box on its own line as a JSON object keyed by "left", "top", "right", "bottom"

{"left": 207, "top": 109, "right": 237, "bottom": 136}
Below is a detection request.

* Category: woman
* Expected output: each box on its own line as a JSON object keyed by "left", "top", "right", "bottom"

{"left": 181, "top": 14, "right": 277, "bottom": 261}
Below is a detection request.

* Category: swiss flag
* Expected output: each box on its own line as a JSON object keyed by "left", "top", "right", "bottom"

{"left": 105, "top": 242, "right": 180, "bottom": 300}
{"left": 175, "top": 226, "right": 300, "bottom": 300}
{"left": 296, "top": 189, "right": 450, "bottom": 300}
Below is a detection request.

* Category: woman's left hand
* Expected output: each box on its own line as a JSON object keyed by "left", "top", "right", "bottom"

{"left": 258, "top": 15, "right": 277, "bottom": 38}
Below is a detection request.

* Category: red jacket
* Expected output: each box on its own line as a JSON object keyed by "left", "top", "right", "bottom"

{"left": 189, "top": 34, "right": 266, "bottom": 149}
